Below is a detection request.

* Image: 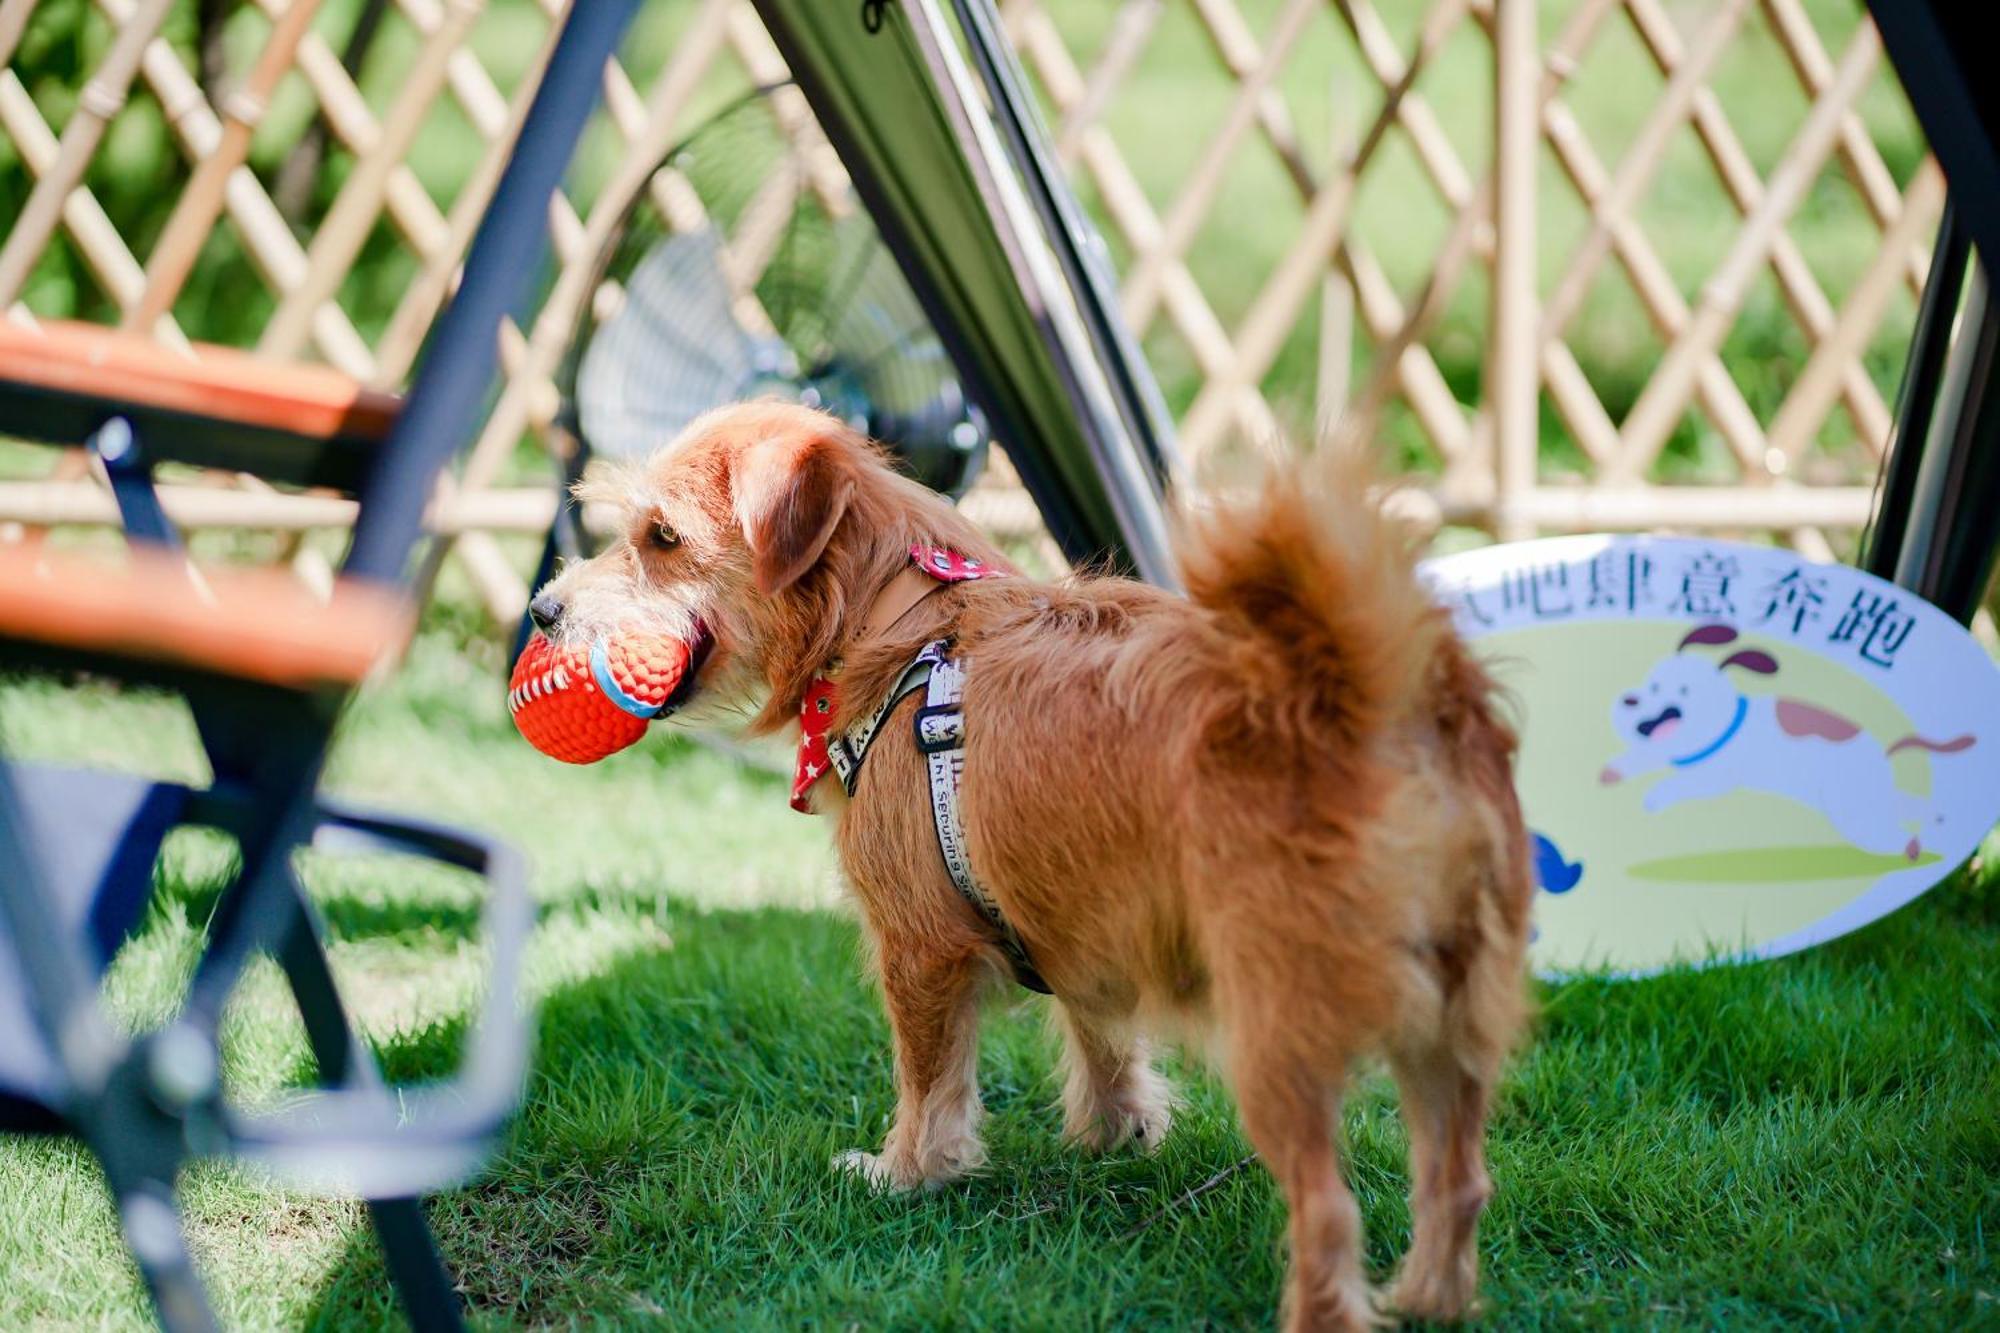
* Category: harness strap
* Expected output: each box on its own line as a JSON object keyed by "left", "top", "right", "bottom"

{"left": 825, "top": 643, "right": 944, "bottom": 794}
{"left": 792, "top": 545, "right": 1003, "bottom": 812}
{"left": 913, "top": 643, "right": 1050, "bottom": 994}
{"left": 787, "top": 548, "right": 1046, "bottom": 992}
{"left": 857, "top": 564, "right": 947, "bottom": 641}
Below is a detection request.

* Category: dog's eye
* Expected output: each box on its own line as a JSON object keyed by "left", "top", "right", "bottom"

{"left": 649, "top": 520, "right": 679, "bottom": 550}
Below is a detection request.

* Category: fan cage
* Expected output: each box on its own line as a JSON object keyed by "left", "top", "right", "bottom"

{"left": 556, "top": 86, "right": 988, "bottom": 499}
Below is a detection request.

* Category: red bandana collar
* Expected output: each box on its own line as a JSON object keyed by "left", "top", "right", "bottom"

{"left": 791, "top": 545, "right": 1003, "bottom": 812}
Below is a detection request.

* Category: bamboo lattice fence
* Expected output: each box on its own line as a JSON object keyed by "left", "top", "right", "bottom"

{"left": 0, "top": 0, "right": 1942, "bottom": 622}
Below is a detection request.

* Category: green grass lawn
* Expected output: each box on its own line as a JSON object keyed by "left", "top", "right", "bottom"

{"left": 3, "top": 611, "right": 1997, "bottom": 1330}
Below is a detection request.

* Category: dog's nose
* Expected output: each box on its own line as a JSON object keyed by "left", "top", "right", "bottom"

{"left": 528, "top": 592, "right": 564, "bottom": 634}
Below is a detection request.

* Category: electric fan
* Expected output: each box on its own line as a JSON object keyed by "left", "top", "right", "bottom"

{"left": 576, "top": 220, "right": 986, "bottom": 491}
{"left": 557, "top": 87, "right": 987, "bottom": 502}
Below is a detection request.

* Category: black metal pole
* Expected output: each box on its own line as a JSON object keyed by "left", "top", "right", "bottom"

{"left": 1864, "top": 201, "right": 1968, "bottom": 583}
{"left": 945, "top": 0, "right": 1177, "bottom": 488}
{"left": 1911, "top": 265, "right": 2000, "bottom": 623}
{"left": 345, "top": 0, "right": 642, "bottom": 585}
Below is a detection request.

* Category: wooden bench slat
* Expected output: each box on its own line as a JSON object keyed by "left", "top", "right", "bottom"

{"left": 0, "top": 545, "right": 412, "bottom": 690}
{"left": 0, "top": 319, "right": 400, "bottom": 444}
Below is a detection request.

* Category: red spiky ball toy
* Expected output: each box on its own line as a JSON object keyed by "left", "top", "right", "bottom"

{"left": 508, "top": 630, "right": 701, "bottom": 764}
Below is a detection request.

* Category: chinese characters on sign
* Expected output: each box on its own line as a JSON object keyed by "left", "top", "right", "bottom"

{"left": 1433, "top": 543, "right": 1916, "bottom": 669}
{"left": 1757, "top": 568, "right": 1827, "bottom": 635}
{"left": 1669, "top": 551, "right": 1738, "bottom": 617}
{"left": 1586, "top": 550, "right": 1654, "bottom": 613}
{"left": 1827, "top": 590, "right": 1917, "bottom": 669}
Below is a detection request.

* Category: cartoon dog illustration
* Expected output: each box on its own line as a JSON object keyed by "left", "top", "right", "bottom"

{"left": 1600, "top": 624, "right": 1974, "bottom": 860}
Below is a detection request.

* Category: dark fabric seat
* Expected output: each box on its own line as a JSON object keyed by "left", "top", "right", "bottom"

{"left": 0, "top": 770, "right": 188, "bottom": 1119}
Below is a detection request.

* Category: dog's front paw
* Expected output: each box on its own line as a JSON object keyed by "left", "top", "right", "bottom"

{"left": 833, "top": 1147, "right": 969, "bottom": 1193}
{"left": 1064, "top": 1068, "right": 1174, "bottom": 1154}
{"left": 1066, "top": 1101, "right": 1173, "bottom": 1154}
{"left": 832, "top": 1148, "right": 910, "bottom": 1194}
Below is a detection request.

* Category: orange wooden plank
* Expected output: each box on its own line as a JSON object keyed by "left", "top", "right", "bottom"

{"left": 0, "top": 544, "right": 412, "bottom": 689}
{"left": 0, "top": 319, "right": 399, "bottom": 443}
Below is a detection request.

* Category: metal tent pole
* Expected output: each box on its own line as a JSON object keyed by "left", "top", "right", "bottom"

{"left": 1865, "top": 201, "right": 1968, "bottom": 585}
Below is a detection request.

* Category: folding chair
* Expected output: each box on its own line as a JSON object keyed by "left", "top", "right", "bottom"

{"left": 0, "top": 5, "right": 641, "bottom": 1328}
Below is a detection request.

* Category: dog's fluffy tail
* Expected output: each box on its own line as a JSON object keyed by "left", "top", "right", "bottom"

{"left": 1175, "top": 446, "right": 1449, "bottom": 745}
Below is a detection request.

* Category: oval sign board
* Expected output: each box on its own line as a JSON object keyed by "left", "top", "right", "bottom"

{"left": 1420, "top": 535, "right": 2000, "bottom": 977}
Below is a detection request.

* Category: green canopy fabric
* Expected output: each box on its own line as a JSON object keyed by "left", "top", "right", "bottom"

{"left": 751, "top": 0, "right": 1179, "bottom": 584}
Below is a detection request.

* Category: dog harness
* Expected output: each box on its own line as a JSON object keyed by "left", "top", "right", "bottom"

{"left": 792, "top": 547, "right": 1051, "bottom": 994}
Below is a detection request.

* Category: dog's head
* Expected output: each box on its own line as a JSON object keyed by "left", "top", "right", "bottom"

{"left": 529, "top": 400, "right": 983, "bottom": 732}
{"left": 1610, "top": 624, "right": 1777, "bottom": 753}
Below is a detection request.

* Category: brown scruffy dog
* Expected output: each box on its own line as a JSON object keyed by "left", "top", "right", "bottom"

{"left": 532, "top": 400, "right": 1533, "bottom": 1331}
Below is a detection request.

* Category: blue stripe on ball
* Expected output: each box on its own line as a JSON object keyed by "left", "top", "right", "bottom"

{"left": 590, "top": 640, "right": 666, "bottom": 719}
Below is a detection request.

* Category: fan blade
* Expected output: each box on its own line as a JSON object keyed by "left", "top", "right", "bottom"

{"left": 809, "top": 225, "right": 986, "bottom": 496}
{"left": 822, "top": 233, "right": 957, "bottom": 419}
{"left": 577, "top": 228, "right": 773, "bottom": 457}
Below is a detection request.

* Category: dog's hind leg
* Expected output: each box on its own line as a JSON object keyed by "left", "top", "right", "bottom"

{"left": 1228, "top": 1032, "right": 1377, "bottom": 1333}
{"left": 1055, "top": 1002, "right": 1172, "bottom": 1152}
{"left": 1384, "top": 911, "right": 1520, "bottom": 1323}
{"left": 835, "top": 942, "right": 988, "bottom": 1191}
{"left": 1383, "top": 1038, "right": 1497, "bottom": 1322}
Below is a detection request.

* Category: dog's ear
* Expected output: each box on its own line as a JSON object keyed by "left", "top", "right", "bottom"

{"left": 735, "top": 428, "right": 857, "bottom": 595}
{"left": 1720, "top": 649, "right": 1778, "bottom": 675}
{"left": 1679, "top": 623, "right": 1738, "bottom": 650}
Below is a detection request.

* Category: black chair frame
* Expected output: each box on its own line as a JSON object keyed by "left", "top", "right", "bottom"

{"left": 0, "top": 5, "right": 642, "bottom": 1329}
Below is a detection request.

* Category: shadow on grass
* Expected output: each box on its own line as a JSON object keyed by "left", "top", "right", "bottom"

{"left": 290, "top": 901, "right": 1284, "bottom": 1330}
{"left": 307, "top": 888, "right": 487, "bottom": 945}
{"left": 289, "top": 860, "right": 2000, "bottom": 1329}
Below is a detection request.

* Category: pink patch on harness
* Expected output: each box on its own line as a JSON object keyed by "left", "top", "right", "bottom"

{"left": 910, "top": 544, "right": 1001, "bottom": 583}
{"left": 1776, "top": 698, "right": 1861, "bottom": 742}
